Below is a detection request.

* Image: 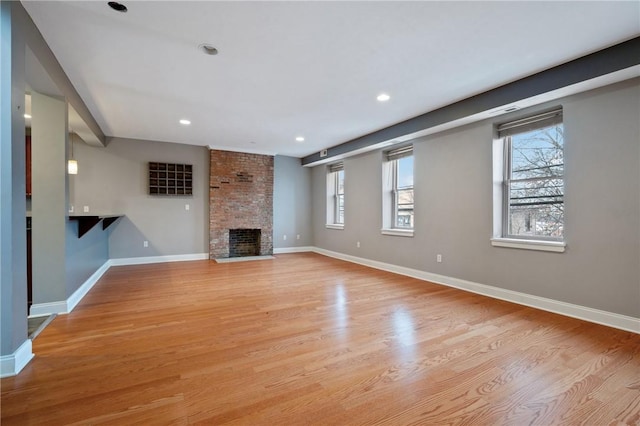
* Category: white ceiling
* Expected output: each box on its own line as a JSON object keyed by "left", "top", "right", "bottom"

{"left": 21, "top": 1, "right": 640, "bottom": 157}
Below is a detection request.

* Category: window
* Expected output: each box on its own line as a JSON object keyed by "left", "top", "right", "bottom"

{"left": 326, "top": 162, "right": 344, "bottom": 228}
{"left": 382, "top": 145, "right": 414, "bottom": 235}
{"left": 335, "top": 167, "right": 345, "bottom": 225}
{"left": 492, "top": 108, "right": 565, "bottom": 251}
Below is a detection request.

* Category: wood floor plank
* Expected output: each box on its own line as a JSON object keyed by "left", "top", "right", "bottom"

{"left": 1, "top": 253, "right": 639, "bottom": 425}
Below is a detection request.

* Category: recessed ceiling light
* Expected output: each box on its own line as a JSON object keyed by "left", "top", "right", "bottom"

{"left": 377, "top": 93, "right": 390, "bottom": 102}
{"left": 295, "top": 136, "right": 305, "bottom": 142}
{"left": 198, "top": 44, "right": 219, "bottom": 56}
{"left": 24, "top": 114, "right": 31, "bottom": 119}
{"left": 179, "top": 119, "right": 191, "bottom": 126}
{"left": 108, "top": 2, "right": 128, "bottom": 13}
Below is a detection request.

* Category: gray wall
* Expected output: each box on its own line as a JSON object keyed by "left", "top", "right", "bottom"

{"left": 71, "top": 145, "right": 313, "bottom": 257}
{"left": 65, "top": 221, "right": 109, "bottom": 297}
{"left": 70, "top": 137, "right": 210, "bottom": 259}
{"left": 1, "top": 0, "right": 28, "bottom": 355}
{"left": 273, "top": 155, "right": 312, "bottom": 249}
{"left": 31, "top": 92, "right": 67, "bottom": 304}
{"left": 311, "top": 78, "right": 640, "bottom": 318}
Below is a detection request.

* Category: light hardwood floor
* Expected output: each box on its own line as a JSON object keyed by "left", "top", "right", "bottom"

{"left": 2, "top": 253, "right": 639, "bottom": 425}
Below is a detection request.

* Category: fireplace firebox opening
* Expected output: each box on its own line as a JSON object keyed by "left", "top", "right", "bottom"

{"left": 229, "top": 229, "right": 261, "bottom": 258}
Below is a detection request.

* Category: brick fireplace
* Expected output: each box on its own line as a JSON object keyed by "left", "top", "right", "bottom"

{"left": 209, "top": 150, "right": 273, "bottom": 259}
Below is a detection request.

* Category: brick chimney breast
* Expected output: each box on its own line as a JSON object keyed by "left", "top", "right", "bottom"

{"left": 209, "top": 150, "right": 274, "bottom": 259}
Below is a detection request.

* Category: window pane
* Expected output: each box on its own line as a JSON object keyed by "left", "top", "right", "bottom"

{"left": 508, "top": 203, "right": 564, "bottom": 238}
{"left": 508, "top": 123, "right": 564, "bottom": 239}
{"left": 511, "top": 125, "right": 563, "bottom": 181}
{"left": 393, "top": 155, "right": 414, "bottom": 229}
{"left": 396, "top": 188, "right": 414, "bottom": 228}
{"left": 397, "top": 156, "right": 414, "bottom": 188}
{"left": 335, "top": 170, "right": 345, "bottom": 224}
{"left": 329, "top": 168, "right": 345, "bottom": 225}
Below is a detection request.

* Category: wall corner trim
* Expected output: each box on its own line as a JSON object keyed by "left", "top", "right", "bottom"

{"left": 0, "top": 339, "right": 34, "bottom": 378}
{"left": 311, "top": 247, "right": 640, "bottom": 334}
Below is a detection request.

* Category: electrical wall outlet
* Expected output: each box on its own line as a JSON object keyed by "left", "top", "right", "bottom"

{"left": 357, "top": 241, "right": 361, "bottom": 248}
{"left": 83, "top": 205, "right": 89, "bottom": 213}
{"left": 69, "top": 205, "right": 74, "bottom": 213}
{"left": 296, "top": 234, "right": 300, "bottom": 240}
{"left": 283, "top": 234, "right": 287, "bottom": 241}
{"left": 143, "top": 241, "right": 149, "bottom": 248}
{"left": 437, "top": 254, "right": 442, "bottom": 263}
{"left": 185, "top": 204, "right": 190, "bottom": 211}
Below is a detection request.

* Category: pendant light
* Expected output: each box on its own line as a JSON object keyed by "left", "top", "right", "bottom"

{"left": 68, "top": 133, "right": 78, "bottom": 175}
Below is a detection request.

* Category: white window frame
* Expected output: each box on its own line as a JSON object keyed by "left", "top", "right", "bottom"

{"left": 326, "top": 162, "right": 344, "bottom": 229}
{"left": 491, "top": 108, "right": 566, "bottom": 252}
{"left": 382, "top": 145, "right": 414, "bottom": 237}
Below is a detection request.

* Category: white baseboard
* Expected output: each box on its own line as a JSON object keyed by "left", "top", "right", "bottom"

{"left": 274, "top": 246, "right": 314, "bottom": 254}
{"left": 67, "top": 260, "right": 111, "bottom": 312}
{"left": 30, "top": 260, "right": 111, "bottom": 317}
{"left": 109, "top": 252, "right": 209, "bottom": 266}
{"left": 312, "top": 247, "right": 640, "bottom": 334}
{"left": 30, "top": 253, "right": 210, "bottom": 317}
{"left": 13, "top": 250, "right": 249, "bottom": 378}
{"left": 0, "top": 339, "right": 34, "bottom": 378}
{"left": 29, "top": 300, "right": 69, "bottom": 317}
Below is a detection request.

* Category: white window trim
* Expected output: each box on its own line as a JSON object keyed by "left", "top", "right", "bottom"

{"left": 491, "top": 108, "right": 565, "bottom": 252}
{"left": 382, "top": 146, "right": 414, "bottom": 233}
{"left": 491, "top": 238, "right": 565, "bottom": 253}
{"left": 381, "top": 228, "right": 414, "bottom": 237}
{"left": 326, "top": 163, "right": 344, "bottom": 227}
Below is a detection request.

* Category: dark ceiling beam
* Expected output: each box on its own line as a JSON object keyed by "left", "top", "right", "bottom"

{"left": 15, "top": 2, "right": 105, "bottom": 146}
{"left": 302, "top": 36, "right": 640, "bottom": 166}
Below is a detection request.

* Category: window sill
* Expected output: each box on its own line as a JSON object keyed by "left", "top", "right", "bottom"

{"left": 325, "top": 224, "right": 344, "bottom": 230}
{"left": 491, "top": 238, "right": 566, "bottom": 253}
{"left": 381, "top": 228, "right": 414, "bottom": 237}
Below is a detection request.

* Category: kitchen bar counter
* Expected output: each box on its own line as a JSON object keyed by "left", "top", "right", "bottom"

{"left": 68, "top": 214, "right": 123, "bottom": 238}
